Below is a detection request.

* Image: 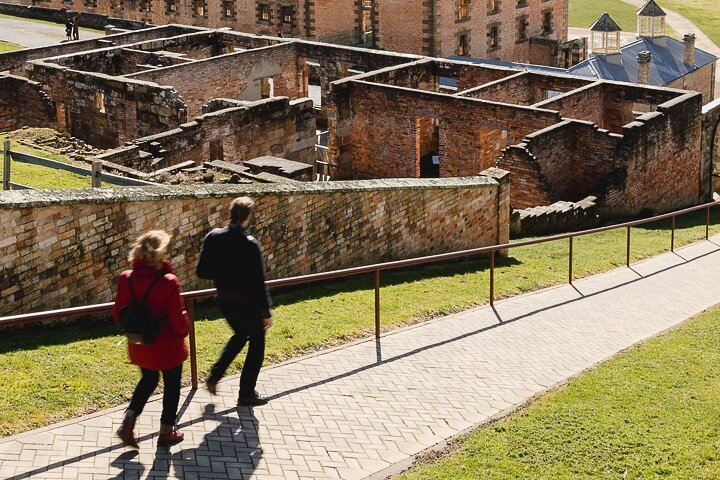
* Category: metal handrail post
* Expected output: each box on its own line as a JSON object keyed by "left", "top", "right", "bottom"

{"left": 374, "top": 270, "right": 381, "bottom": 339}
{"left": 671, "top": 215, "right": 676, "bottom": 252}
{"left": 568, "top": 237, "right": 573, "bottom": 284}
{"left": 707, "top": 206, "right": 710, "bottom": 240}
{"left": 489, "top": 250, "right": 495, "bottom": 306}
{"left": 626, "top": 226, "right": 631, "bottom": 267}
{"left": 186, "top": 298, "right": 198, "bottom": 390}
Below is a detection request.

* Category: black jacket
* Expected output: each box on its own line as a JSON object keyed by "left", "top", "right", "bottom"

{"left": 196, "top": 223, "right": 272, "bottom": 317}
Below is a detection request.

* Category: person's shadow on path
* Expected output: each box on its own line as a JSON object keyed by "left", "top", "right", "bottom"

{"left": 170, "top": 403, "right": 262, "bottom": 479}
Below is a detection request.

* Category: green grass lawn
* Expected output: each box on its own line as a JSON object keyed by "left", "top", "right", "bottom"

{"left": 0, "top": 40, "right": 22, "bottom": 53}
{"left": 397, "top": 303, "right": 720, "bottom": 479}
{"left": 569, "top": 0, "right": 679, "bottom": 38}
{"left": 569, "top": 0, "right": 641, "bottom": 31}
{"left": 0, "top": 209, "right": 718, "bottom": 437}
{"left": 658, "top": 0, "right": 720, "bottom": 47}
{"left": 0, "top": 133, "right": 91, "bottom": 189}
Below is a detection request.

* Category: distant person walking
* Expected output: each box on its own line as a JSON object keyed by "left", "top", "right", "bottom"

{"left": 72, "top": 15, "right": 79, "bottom": 41}
{"left": 197, "top": 197, "right": 273, "bottom": 407}
{"left": 113, "top": 230, "right": 189, "bottom": 448}
{"left": 64, "top": 18, "right": 73, "bottom": 41}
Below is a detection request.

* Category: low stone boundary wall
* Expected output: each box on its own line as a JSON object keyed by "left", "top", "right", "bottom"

{"left": 0, "top": 172, "right": 509, "bottom": 316}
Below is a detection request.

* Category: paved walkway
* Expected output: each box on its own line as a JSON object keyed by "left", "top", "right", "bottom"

{"left": 0, "top": 15, "right": 103, "bottom": 49}
{"left": 2, "top": 237, "right": 720, "bottom": 479}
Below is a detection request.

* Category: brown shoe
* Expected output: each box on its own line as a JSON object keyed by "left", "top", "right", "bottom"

{"left": 157, "top": 429, "right": 184, "bottom": 447}
{"left": 116, "top": 417, "right": 139, "bottom": 449}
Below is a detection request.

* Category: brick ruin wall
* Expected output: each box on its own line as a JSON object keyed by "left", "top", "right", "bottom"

{"left": 0, "top": 174, "right": 510, "bottom": 316}
{"left": 341, "top": 81, "right": 560, "bottom": 178}
{"left": 128, "top": 42, "right": 301, "bottom": 118}
{"left": 666, "top": 63, "right": 716, "bottom": 106}
{"left": 98, "top": 97, "right": 316, "bottom": 171}
{"left": 0, "top": 75, "right": 56, "bottom": 132}
{"left": 499, "top": 91, "right": 705, "bottom": 215}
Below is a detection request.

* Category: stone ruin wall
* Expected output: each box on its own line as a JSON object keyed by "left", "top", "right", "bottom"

{"left": 97, "top": 96, "right": 316, "bottom": 172}
{"left": 0, "top": 75, "right": 56, "bottom": 132}
{"left": 0, "top": 172, "right": 510, "bottom": 317}
{"left": 499, "top": 89, "right": 705, "bottom": 216}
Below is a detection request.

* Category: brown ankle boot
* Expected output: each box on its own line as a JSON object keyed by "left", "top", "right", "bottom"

{"left": 116, "top": 412, "right": 139, "bottom": 449}
{"left": 157, "top": 424, "right": 184, "bottom": 447}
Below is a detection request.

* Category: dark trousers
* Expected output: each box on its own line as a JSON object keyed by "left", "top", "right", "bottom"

{"left": 128, "top": 364, "right": 182, "bottom": 426}
{"left": 208, "top": 300, "right": 265, "bottom": 396}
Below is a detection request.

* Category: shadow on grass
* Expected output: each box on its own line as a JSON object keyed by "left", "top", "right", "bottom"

{"left": 1, "top": 256, "right": 522, "bottom": 354}
{"left": 632, "top": 208, "right": 720, "bottom": 232}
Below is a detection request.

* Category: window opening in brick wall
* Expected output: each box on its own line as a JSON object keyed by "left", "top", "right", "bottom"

{"left": 516, "top": 0, "right": 528, "bottom": 7}
{"left": 139, "top": 0, "right": 150, "bottom": 12}
{"left": 281, "top": 5, "right": 294, "bottom": 25}
{"left": 458, "top": 0, "right": 469, "bottom": 20}
{"left": 260, "top": 77, "right": 275, "bottom": 99}
{"left": 457, "top": 33, "right": 469, "bottom": 56}
{"left": 543, "top": 11, "right": 553, "bottom": 35}
{"left": 416, "top": 117, "right": 441, "bottom": 178}
{"left": 488, "top": 0, "right": 500, "bottom": 15}
{"left": 84, "top": 0, "right": 97, "bottom": 7}
{"left": 166, "top": 0, "right": 176, "bottom": 13}
{"left": 222, "top": 0, "right": 235, "bottom": 18}
{"left": 517, "top": 16, "right": 528, "bottom": 42}
{"left": 258, "top": 3, "right": 271, "bottom": 22}
{"left": 488, "top": 24, "right": 500, "bottom": 50}
{"left": 193, "top": 0, "right": 206, "bottom": 16}
{"left": 95, "top": 92, "right": 106, "bottom": 113}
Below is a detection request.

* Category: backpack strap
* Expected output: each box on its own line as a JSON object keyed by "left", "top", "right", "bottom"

{"left": 128, "top": 272, "right": 164, "bottom": 302}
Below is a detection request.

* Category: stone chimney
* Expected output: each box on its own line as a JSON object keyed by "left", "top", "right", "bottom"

{"left": 683, "top": 33, "right": 696, "bottom": 65}
{"left": 637, "top": 50, "right": 651, "bottom": 84}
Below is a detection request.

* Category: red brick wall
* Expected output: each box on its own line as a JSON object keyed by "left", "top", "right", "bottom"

{"left": 129, "top": 43, "right": 300, "bottom": 118}
{"left": 344, "top": 82, "right": 560, "bottom": 178}
{"left": 0, "top": 75, "right": 56, "bottom": 132}
{"left": 0, "top": 175, "right": 509, "bottom": 316}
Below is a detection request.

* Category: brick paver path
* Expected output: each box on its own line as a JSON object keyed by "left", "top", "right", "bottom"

{"left": 2, "top": 238, "right": 720, "bottom": 479}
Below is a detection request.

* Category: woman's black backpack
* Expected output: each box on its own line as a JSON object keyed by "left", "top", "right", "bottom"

{"left": 120, "top": 274, "right": 163, "bottom": 345}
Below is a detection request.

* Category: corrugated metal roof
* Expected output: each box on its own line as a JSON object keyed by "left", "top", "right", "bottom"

{"left": 567, "top": 36, "right": 717, "bottom": 85}
{"left": 447, "top": 56, "right": 566, "bottom": 74}
{"left": 590, "top": 13, "right": 623, "bottom": 32}
{"left": 638, "top": 0, "right": 666, "bottom": 17}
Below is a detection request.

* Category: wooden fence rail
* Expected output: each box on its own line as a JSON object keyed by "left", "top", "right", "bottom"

{"left": 1, "top": 140, "right": 158, "bottom": 190}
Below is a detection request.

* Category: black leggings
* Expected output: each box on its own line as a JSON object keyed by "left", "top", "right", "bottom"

{"left": 128, "top": 364, "right": 182, "bottom": 426}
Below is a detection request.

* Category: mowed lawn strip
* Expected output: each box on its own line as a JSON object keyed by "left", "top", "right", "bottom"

{"left": 569, "top": 0, "right": 679, "bottom": 38}
{"left": 0, "top": 40, "right": 22, "bottom": 53}
{"left": 1, "top": 209, "right": 719, "bottom": 437}
{"left": 0, "top": 134, "right": 91, "bottom": 189}
{"left": 396, "top": 304, "right": 720, "bottom": 480}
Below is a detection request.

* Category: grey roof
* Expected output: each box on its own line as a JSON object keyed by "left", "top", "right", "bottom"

{"left": 568, "top": 36, "right": 717, "bottom": 86}
{"left": 590, "top": 12, "right": 622, "bottom": 32}
{"left": 638, "top": 0, "right": 666, "bottom": 17}
{"left": 442, "top": 56, "right": 567, "bottom": 88}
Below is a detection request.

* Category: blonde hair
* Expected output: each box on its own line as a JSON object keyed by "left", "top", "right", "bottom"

{"left": 128, "top": 230, "right": 172, "bottom": 269}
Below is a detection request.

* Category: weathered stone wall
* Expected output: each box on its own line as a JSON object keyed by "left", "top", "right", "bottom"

{"left": 0, "top": 74, "right": 56, "bottom": 132}
{"left": 701, "top": 98, "right": 720, "bottom": 197}
{"left": 499, "top": 91, "right": 706, "bottom": 215}
{"left": 666, "top": 63, "right": 716, "bottom": 106}
{"left": 129, "top": 43, "right": 301, "bottom": 118}
{"left": 342, "top": 81, "right": 560, "bottom": 178}
{"left": 25, "top": 60, "right": 187, "bottom": 148}
{"left": 0, "top": 174, "right": 510, "bottom": 316}
{"left": 98, "top": 97, "right": 316, "bottom": 170}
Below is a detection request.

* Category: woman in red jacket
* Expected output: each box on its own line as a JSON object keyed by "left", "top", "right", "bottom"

{"left": 112, "top": 230, "right": 189, "bottom": 448}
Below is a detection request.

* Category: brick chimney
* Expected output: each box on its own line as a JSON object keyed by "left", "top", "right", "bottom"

{"left": 637, "top": 50, "right": 652, "bottom": 84}
{"left": 683, "top": 33, "right": 696, "bottom": 65}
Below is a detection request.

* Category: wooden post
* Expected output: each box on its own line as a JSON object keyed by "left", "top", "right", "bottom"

{"left": 91, "top": 161, "right": 102, "bottom": 188}
{"left": 2, "top": 139, "right": 10, "bottom": 191}
{"left": 374, "top": 270, "right": 381, "bottom": 339}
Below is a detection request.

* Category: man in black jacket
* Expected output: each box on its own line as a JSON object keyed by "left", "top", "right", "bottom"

{"left": 196, "top": 197, "right": 273, "bottom": 406}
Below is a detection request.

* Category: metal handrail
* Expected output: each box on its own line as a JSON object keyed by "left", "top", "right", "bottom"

{"left": 1, "top": 199, "right": 718, "bottom": 389}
